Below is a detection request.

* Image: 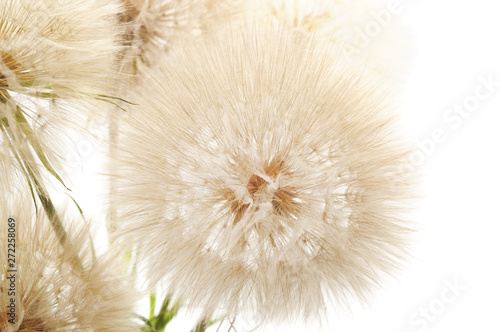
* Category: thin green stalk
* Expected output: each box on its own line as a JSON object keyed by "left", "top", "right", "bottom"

{"left": 149, "top": 292, "right": 156, "bottom": 321}
{"left": 1, "top": 100, "right": 83, "bottom": 272}
{"left": 13, "top": 105, "right": 70, "bottom": 190}
{"left": 153, "top": 293, "right": 180, "bottom": 331}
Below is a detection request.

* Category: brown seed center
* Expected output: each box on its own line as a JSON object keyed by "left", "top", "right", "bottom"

{"left": 119, "top": 0, "right": 140, "bottom": 23}
{"left": 222, "top": 160, "right": 301, "bottom": 225}
{"left": 246, "top": 174, "right": 268, "bottom": 198}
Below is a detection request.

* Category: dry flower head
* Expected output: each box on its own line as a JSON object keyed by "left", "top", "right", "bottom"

{"left": 112, "top": 24, "right": 414, "bottom": 323}
{"left": 0, "top": 197, "right": 138, "bottom": 331}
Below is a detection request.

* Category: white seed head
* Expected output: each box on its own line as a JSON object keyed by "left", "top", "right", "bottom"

{"left": 0, "top": 0, "right": 125, "bottom": 98}
{"left": 254, "top": 0, "right": 414, "bottom": 82}
{"left": 1, "top": 0, "right": 125, "bottom": 200}
{"left": 121, "top": 0, "right": 247, "bottom": 71}
{"left": 112, "top": 25, "right": 414, "bottom": 322}
{"left": 0, "top": 197, "right": 138, "bottom": 331}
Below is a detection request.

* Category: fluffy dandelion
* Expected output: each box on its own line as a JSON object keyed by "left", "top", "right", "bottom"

{"left": 0, "top": 196, "right": 138, "bottom": 331}
{"left": 119, "top": 0, "right": 247, "bottom": 71}
{"left": 0, "top": 96, "right": 94, "bottom": 191}
{"left": 256, "top": 0, "right": 381, "bottom": 36}
{"left": 0, "top": 0, "right": 126, "bottom": 225}
{"left": 254, "top": 0, "right": 413, "bottom": 81}
{"left": 0, "top": 0, "right": 125, "bottom": 98}
{"left": 120, "top": 0, "right": 202, "bottom": 69}
{"left": 112, "top": 24, "right": 414, "bottom": 323}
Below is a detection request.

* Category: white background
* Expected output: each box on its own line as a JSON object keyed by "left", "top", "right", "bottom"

{"left": 279, "top": 0, "right": 500, "bottom": 331}
{"left": 68, "top": 0, "right": 500, "bottom": 331}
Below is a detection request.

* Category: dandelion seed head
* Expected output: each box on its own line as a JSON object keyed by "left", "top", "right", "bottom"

{"left": 255, "top": 0, "right": 414, "bottom": 82}
{"left": 0, "top": 197, "right": 138, "bottom": 331}
{"left": 1, "top": 0, "right": 125, "bottom": 198}
{"left": 121, "top": 0, "right": 247, "bottom": 71}
{"left": 0, "top": 0, "right": 125, "bottom": 98}
{"left": 113, "top": 25, "right": 414, "bottom": 323}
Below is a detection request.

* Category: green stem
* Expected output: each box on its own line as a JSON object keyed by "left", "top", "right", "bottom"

{"left": 142, "top": 293, "right": 181, "bottom": 332}
{"left": 13, "top": 105, "right": 70, "bottom": 190}
{"left": 149, "top": 292, "right": 156, "bottom": 321}
{"left": 154, "top": 294, "right": 173, "bottom": 331}
{"left": 1, "top": 100, "right": 83, "bottom": 272}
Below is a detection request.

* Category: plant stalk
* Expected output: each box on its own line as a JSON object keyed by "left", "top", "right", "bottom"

{"left": 1, "top": 99, "right": 83, "bottom": 272}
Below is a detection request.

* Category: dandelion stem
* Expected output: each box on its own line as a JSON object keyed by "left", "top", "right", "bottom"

{"left": 0, "top": 99, "right": 83, "bottom": 272}
{"left": 153, "top": 293, "right": 180, "bottom": 331}
{"left": 149, "top": 292, "right": 156, "bottom": 320}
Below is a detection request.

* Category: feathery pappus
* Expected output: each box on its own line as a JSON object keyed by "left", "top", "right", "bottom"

{"left": 0, "top": 0, "right": 125, "bottom": 99}
{"left": 257, "top": 0, "right": 383, "bottom": 36}
{"left": 120, "top": 0, "right": 247, "bottom": 72}
{"left": 112, "top": 24, "right": 414, "bottom": 323}
{"left": 0, "top": 196, "right": 138, "bottom": 331}
{"left": 0, "top": 96, "right": 99, "bottom": 198}
{"left": 254, "top": 0, "right": 413, "bottom": 82}
{"left": 0, "top": 0, "right": 126, "bottom": 199}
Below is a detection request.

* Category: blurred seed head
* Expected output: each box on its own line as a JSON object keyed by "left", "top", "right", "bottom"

{"left": 120, "top": 0, "right": 248, "bottom": 73}
{"left": 254, "top": 0, "right": 414, "bottom": 83}
{"left": 0, "top": 196, "right": 138, "bottom": 331}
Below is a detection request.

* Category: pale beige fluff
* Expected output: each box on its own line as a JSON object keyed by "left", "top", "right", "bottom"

{"left": 112, "top": 25, "right": 413, "bottom": 322}
{"left": 0, "top": 197, "right": 138, "bottom": 331}
{"left": 256, "top": 0, "right": 384, "bottom": 37}
{"left": 254, "top": 0, "right": 413, "bottom": 82}
{"left": 1, "top": 0, "right": 125, "bottom": 199}
{"left": 0, "top": 0, "right": 124, "bottom": 98}
{"left": 0, "top": 96, "right": 92, "bottom": 195}
{"left": 120, "top": 0, "right": 246, "bottom": 70}
{"left": 120, "top": 0, "right": 199, "bottom": 68}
